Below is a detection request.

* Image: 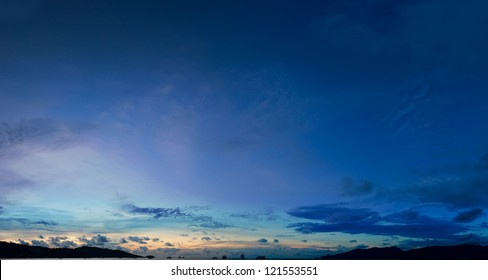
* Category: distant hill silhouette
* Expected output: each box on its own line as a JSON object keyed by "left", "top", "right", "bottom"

{"left": 0, "top": 241, "right": 142, "bottom": 259}
{"left": 320, "top": 244, "right": 488, "bottom": 260}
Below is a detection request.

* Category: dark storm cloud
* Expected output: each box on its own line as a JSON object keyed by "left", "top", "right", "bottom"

{"left": 122, "top": 203, "right": 191, "bottom": 219}
{"left": 78, "top": 234, "right": 110, "bottom": 247}
{"left": 341, "top": 177, "right": 375, "bottom": 196}
{"left": 453, "top": 208, "right": 483, "bottom": 223}
{"left": 287, "top": 204, "right": 467, "bottom": 240}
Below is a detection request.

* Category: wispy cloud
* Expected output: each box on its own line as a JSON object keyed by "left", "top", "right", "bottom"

{"left": 122, "top": 204, "right": 191, "bottom": 219}
{"left": 453, "top": 208, "right": 484, "bottom": 223}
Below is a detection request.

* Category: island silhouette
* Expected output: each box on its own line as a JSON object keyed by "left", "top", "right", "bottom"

{"left": 0, "top": 241, "right": 142, "bottom": 259}
{"left": 2, "top": 241, "right": 488, "bottom": 259}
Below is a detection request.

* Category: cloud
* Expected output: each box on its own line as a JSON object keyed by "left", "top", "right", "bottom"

{"left": 164, "top": 242, "right": 175, "bottom": 247}
{"left": 138, "top": 246, "right": 148, "bottom": 254}
{"left": 230, "top": 208, "right": 278, "bottom": 221}
{"left": 48, "top": 236, "right": 77, "bottom": 248}
{"left": 189, "top": 214, "right": 233, "bottom": 229}
{"left": 127, "top": 236, "right": 150, "bottom": 244}
{"left": 273, "top": 239, "right": 279, "bottom": 243}
{"left": 287, "top": 204, "right": 468, "bottom": 240}
{"left": 120, "top": 238, "right": 128, "bottom": 244}
{"left": 17, "top": 239, "right": 30, "bottom": 245}
{"left": 0, "top": 118, "right": 95, "bottom": 156}
{"left": 382, "top": 80, "right": 433, "bottom": 137}
{"left": 30, "top": 239, "right": 49, "bottom": 247}
{"left": 32, "top": 220, "right": 58, "bottom": 226}
{"left": 453, "top": 208, "right": 483, "bottom": 223}
{"left": 400, "top": 233, "right": 488, "bottom": 249}
{"left": 257, "top": 238, "right": 268, "bottom": 243}
{"left": 354, "top": 244, "right": 369, "bottom": 249}
{"left": 122, "top": 203, "right": 191, "bottom": 219}
{"left": 349, "top": 240, "right": 357, "bottom": 243}
{"left": 341, "top": 177, "right": 375, "bottom": 196}
{"left": 0, "top": 217, "right": 58, "bottom": 230}
{"left": 193, "top": 220, "right": 232, "bottom": 229}
{"left": 201, "top": 237, "right": 211, "bottom": 241}
{"left": 78, "top": 234, "right": 110, "bottom": 247}
{"left": 287, "top": 204, "right": 379, "bottom": 223}
{"left": 376, "top": 152, "right": 488, "bottom": 208}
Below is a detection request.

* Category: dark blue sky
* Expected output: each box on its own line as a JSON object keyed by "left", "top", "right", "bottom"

{"left": 1, "top": 0, "right": 488, "bottom": 259}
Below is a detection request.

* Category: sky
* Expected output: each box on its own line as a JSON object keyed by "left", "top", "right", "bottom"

{"left": 1, "top": 0, "right": 488, "bottom": 259}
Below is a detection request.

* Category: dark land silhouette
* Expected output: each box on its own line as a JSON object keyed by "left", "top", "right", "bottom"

{"left": 0, "top": 241, "right": 142, "bottom": 259}
{"left": 320, "top": 244, "right": 488, "bottom": 260}
{"left": 3, "top": 241, "right": 488, "bottom": 259}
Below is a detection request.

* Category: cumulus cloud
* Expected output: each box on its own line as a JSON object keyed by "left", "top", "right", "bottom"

{"left": 165, "top": 242, "right": 175, "bottom": 247}
{"left": 78, "top": 234, "right": 110, "bottom": 247}
{"left": 453, "top": 208, "right": 483, "bottom": 223}
{"left": 17, "top": 239, "right": 30, "bottom": 245}
{"left": 273, "top": 239, "right": 279, "bottom": 243}
{"left": 201, "top": 237, "right": 212, "bottom": 241}
{"left": 48, "top": 236, "right": 77, "bottom": 248}
{"left": 127, "top": 236, "right": 150, "bottom": 244}
{"left": 31, "top": 239, "right": 49, "bottom": 247}
{"left": 257, "top": 238, "right": 268, "bottom": 243}
{"left": 139, "top": 246, "right": 148, "bottom": 254}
